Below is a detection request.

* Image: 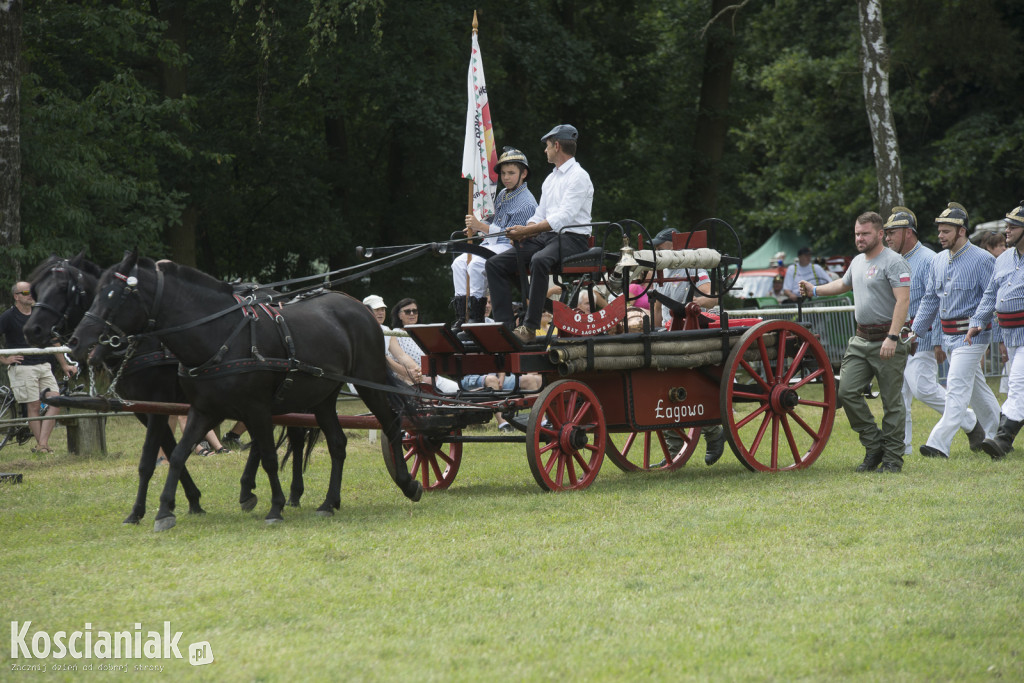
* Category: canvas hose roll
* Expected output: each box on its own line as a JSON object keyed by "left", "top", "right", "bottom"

{"left": 556, "top": 344, "right": 778, "bottom": 377}
{"left": 618, "top": 248, "right": 722, "bottom": 277}
{"left": 548, "top": 333, "right": 764, "bottom": 364}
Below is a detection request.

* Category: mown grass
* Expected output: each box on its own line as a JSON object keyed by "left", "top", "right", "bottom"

{"left": 1, "top": 389, "right": 1022, "bottom": 681}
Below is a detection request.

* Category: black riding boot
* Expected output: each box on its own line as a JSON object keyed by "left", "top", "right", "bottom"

{"left": 451, "top": 296, "right": 468, "bottom": 328}
{"left": 468, "top": 296, "right": 488, "bottom": 323}
{"left": 979, "top": 414, "right": 1023, "bottom": 460}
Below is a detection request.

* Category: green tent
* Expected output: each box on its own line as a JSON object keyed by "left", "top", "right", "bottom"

{"left": 743, "top": 229, "right": 849, "bottom": 270}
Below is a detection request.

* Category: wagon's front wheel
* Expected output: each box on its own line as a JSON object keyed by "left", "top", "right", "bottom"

{"left": 721, "top": 320, "right": 836, "bottom": 471}
{"left": 605, "top": 428, "right": 700, "bottom": 471}
{"left": 387, "top": 429, "right": 462, "bottom": 491}
{"left": 526, "top": 380, "right": 606, "bottom": 491}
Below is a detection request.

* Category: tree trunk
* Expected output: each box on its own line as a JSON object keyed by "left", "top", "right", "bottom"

{"left": 325, "top": 114, "right": 348, "bottom": 272}
{"left": 686, "top": 0, "right": 740, "bottom": 225}
{"left": 0, "top": 0, "right": 23, "bottom": 296}
{"left": 156, "top": 0, "right": 197, "bottom": 266}
{"left": 857, "top": 0, "right": 903, "bottom": 216}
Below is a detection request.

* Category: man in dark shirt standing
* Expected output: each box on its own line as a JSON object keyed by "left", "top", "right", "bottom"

{"left": 0, "top": 281, "right": 78, "bottom": 453}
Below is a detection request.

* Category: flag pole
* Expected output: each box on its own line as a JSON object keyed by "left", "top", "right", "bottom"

{"left": 462, "top": 10, "right": 481, "bottom": 324}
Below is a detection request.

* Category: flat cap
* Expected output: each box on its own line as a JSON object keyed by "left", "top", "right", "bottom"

{"left": 651, "top": 228, "right": 678, "bottom": 247}
{"left": 540, "top": 124, "right": 579, "bottom": 142}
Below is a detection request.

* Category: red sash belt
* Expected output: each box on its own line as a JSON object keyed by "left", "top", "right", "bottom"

{"left": 941, "top": 317, "right": 990, "bottom": 335}
{"left": 997, "top": 311, "right": 1024, "bottom": 329}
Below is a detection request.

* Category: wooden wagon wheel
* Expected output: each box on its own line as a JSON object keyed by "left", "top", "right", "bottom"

{"left": 605, "top": 427, "right": 700, "bottom": 472}
{"left": 526, "top": 380, "right": 606, "bottom": 491}
{"left": 385, "top": 429, "right": 463, "bottom": 491}
{"left": 720, "top": 319, "right": 836, "bottom": 471}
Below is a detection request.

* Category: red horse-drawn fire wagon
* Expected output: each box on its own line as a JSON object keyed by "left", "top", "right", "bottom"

{"left": 389, "top": 221, "right": 837, "bottom": 492}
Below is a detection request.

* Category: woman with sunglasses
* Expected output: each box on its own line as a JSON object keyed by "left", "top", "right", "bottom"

{"left": 388, "top": 298, "right": 458, "bottom": 393}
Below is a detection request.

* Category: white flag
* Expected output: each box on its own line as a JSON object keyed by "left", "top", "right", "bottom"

{"left": 461, "top": 30, "right": 497, "bottom": 220}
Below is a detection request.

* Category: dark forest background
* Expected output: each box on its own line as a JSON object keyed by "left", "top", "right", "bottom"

{"left": 5, "top": 0, "right": 1023, "bottom": 320}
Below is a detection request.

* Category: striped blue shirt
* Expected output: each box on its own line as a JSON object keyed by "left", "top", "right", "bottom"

{"left": 912, "top": 241, "right": 995, "bottom": 351}
{"left": 971, "top": 247, "right": 1024, "bottom": 348}
{"left": 904, "top": 241, "right": 938, "bottom": 347}
{"left": 483, "top": 183, "right": 538, "bottom": 248}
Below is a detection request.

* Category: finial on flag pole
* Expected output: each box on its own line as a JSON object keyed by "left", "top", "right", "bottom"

{"left": 472, "top": 10, "right": 478, "bottom": 34}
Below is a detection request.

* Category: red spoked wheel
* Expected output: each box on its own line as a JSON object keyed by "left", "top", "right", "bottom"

{"left": 605, "top": 428, "right": 701, "bottom": 471}
{"left": 526, "top": 380, "right": 606, "bottom": 491}
{"left": 721, "top": 320, "right": 836, "bottom": 471}
{"left": 386, "top": 429, "right": 463, "bottom": 491}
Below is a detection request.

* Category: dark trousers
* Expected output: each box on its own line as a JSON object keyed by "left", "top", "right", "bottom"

{"left": 485, "top": 231, "right": 590, "bottom": 329}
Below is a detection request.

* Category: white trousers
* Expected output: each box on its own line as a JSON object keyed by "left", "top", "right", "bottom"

{"left": 451, "top": 243, "right": 511, "bottom": 297}
{"left": 1002, "top": 345, "right": 1024, "bottom": 421}
{"left": 902, "top": 348, "right": 976, "bottom": 454}
{"left": 925, "top": 341, "right": 1000, "bottom": 454}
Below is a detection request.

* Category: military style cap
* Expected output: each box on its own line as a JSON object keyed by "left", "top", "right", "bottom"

{"left": 935, "top": 202, "right": 969, "bottom": 227}
{"left": 651, "top": 228, "right": 678, "bottom": 247}
{"left": 494, "top": 146, "right": 529, "bottom": 174}
{"left": 540, "top": 124, "right": 579, "bottom": 142}
{"left": 884, "top": 206, "right": 918, "bottom": 233}
{"left": 1005, "top": 201, "right": 1024, "bottom": 229}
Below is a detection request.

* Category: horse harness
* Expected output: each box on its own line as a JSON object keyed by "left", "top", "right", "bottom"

{"left": 30, "top": 260, "right": 93, "bottom": 343}
{"left": 89, "top": 266, "right": 355, "bottom": 404}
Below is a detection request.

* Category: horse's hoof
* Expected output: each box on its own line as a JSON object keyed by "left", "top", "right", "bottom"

{"left": 315, "top": 504, "right": 334, "bottom": 517}
{"left": 264, "top": 516, "right": 284, "bottom": 525}
{"left": 286, "top": 499, "right": 301, "bottom": 508}
{"left": 188, "top": 505, "right": 207, "bottom": 515}
{"left": 240, "top": 495, "right": 258, "bottom": 512}
{"left": 122, "top": 516, "right": 141, "bottom": 525}
{"left": 154, "top": 515, "right": 177, "bottom": 532}
{"left": 407, "top": 481, "right": 423, "bottom": 502}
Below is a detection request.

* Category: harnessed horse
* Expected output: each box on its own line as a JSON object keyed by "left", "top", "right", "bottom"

{"left": 25, "top": 254, "right": 320, "bottom": 523}
{"left": 68, "top": 251, "right": 422, "bottom": 531}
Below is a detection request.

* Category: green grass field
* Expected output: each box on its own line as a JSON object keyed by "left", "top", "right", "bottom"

{"left": 2, "top": 389, "right": 1022, "bottom": 681}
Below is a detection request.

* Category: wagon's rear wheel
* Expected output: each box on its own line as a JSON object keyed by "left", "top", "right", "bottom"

{"left": 721, "top": 320, "right": 836, "bottom": 471}
{"left": 387, "top": 429, "right": 463, "bottom": 491}
{"left": 526, "top": 380, "right": 606, "bottom": 491}
{"left": 605, "top": 427, "right": 700, "bottom": 471}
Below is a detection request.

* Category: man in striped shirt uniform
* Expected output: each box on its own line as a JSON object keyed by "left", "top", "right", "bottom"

{"left": 967, "top": 201, "right": 1024, "bottom": 459}
{"left": 884, "top": 207, "right": 983, "bottom": 466}
{"left": 911, "top": 202, "right": 1000, "bottom": 459}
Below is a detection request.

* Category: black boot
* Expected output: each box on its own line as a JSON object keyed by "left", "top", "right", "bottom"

{"left": 451, "top": 296, "right": 468, "bottom": 328}
{"left": 966, "top": 420, "right": 987, "bottom": 452}
{"left": 855, "top": 450, "right": 883, "bottom": 472}
{"left": 703, "top": 426, "right": 727, "bottom": 465}
{"left": 468, "top": 296, "right": 488, "bottom": 324}
{"left": 979, "top": 414, "right": 1023, "bottom": 460}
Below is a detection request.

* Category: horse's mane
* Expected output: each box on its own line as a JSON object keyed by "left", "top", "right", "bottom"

{"left": 27, "top": 254, "right": 104, "bottom": 283}
{"left": 145, "top": 258, "right": 234, "bottom": 295}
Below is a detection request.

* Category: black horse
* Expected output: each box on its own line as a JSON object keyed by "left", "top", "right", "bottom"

{"left": 24, "top": 254, "right": 313, "bottom": 524}
{"left": 68, "top": 251, "right": 422, "bottom": 531}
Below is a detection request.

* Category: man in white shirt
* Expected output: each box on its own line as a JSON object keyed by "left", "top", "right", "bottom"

{"left": 485, "top": 124, "right": 594, "bottom": 343}
{"left": 782, "top": 246, "right": 833, "bottom": 301}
